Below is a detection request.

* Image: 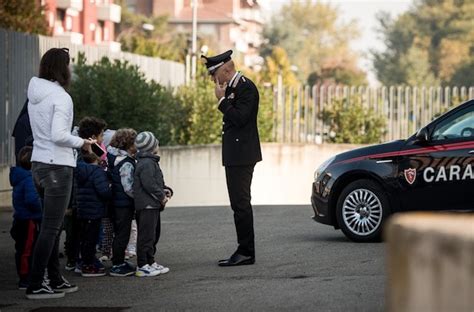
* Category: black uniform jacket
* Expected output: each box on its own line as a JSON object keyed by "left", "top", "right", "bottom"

{"left": 218, "top": 73, "right": 262, "bottom": 166}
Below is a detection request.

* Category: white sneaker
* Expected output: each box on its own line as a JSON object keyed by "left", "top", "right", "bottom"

{"left": 135, "top": 264, "right": 160, "bottom": 277}
{"left": 99, "top": 255, "right": 110, "bottom": 262}
{"left": 151, "top": 262, "right": 170, "bottom": 274}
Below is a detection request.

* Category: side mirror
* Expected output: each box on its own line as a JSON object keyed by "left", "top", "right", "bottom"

{"left": 415, "top": 127, "right": 429, "bottom": 143}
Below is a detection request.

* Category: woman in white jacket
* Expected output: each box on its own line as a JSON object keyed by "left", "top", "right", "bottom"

{"left": 26, "top": 48, "right": 94, "bottom": 299}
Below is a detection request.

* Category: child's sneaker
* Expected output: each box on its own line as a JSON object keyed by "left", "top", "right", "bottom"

{"left": 125, "top": 250, "right": 136, "bottom": 259}
{"left": 50, "top": 276, "right": 78, "bottom": 293}
{"left": 81, "top": 263, "right": 106, "bottom": 277}
{"left": 26, "top": 280, "right": 65, "bottom": 299}
{"left": 74, "top": 262, "right": 82, "bottom": 274}
{"left": 64, "top": 261, "right": 76, "bottom": 271}
{"left": 99, "top": 255, "right": 110, "bottom": 262}
{"left": 151, "top": 262, "right": 170, "bottom": 274}
{"left": 110, "top": 262, "right": 135, "bottom": 277}
{"left": 18, "top": 280, "right": 28, "bottom": 290}
{"left": 135, "top": 264, "right": 160, "bottom": 277}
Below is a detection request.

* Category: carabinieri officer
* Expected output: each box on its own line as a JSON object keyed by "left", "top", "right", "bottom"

{"left": 201, "top": 50, "right": 262, "bottom": 266}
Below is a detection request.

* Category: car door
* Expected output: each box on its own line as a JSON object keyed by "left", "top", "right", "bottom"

{"left": 397, "top": 102, "right": 474, "bottom": 211}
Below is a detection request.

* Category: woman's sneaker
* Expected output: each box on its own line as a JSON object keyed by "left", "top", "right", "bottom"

{"left": 26, "top": 280, "right": 65, "bottom": 299}
{"left": 136, "top": 264, "right": 160, "bottom": 277}
{"left": 110, "top": 262, "right": 135, "bottom": 277}
{"left": 50, "top": 276, "right": 78, "bottom": 293}
{"left": 81, "top": 263, "right": 106, "bottom": 277}
{"left": 151, "top": 262, "right": 170, "bottom": 274}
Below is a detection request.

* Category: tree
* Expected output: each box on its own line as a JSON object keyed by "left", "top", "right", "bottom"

{"left": 176, "top": 65, "right": 221, "bottom": 145}
{"left": 373, "top": 0, "right": 474, "bottom": 86}
{"left": 260, "top": 47, "right": 298, "bottom": 87}
{"left": 116, "top": 5, "right": 188, "bottom": 62}
{"left": 0, "top": 0, "right": 48, "bottom": 35}
{"left": 322, "top": 97, "right": 386, "bottom": 144}
{"left": 70, "top": 54, "right": 190, "bottom": 146}
{"left": 261, "top": 0, "right": 366, "bottom": 85}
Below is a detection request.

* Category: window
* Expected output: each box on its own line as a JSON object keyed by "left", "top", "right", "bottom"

{"left": 432, "top": 106, "right": 474, "bottom": 141}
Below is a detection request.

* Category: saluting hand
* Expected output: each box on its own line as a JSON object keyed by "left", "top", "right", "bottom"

{"left": 214, "top": 77, "right": 227, "bottom": 100}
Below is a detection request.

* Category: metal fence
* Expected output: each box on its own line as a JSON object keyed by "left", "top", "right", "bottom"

{"left": 0, "top": 28, "right": 186, "bottom": 166}
{"left": 272, "top": 83, "right": 474, "bottom": 144}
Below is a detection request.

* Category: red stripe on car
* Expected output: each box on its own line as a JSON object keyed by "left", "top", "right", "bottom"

{"left": 338, "top": 140, "right": 474, "bottom": 165}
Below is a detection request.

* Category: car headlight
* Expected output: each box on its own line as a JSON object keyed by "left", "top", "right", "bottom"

{"left": 314, "top": 156, "right": 335, "bottom": 181}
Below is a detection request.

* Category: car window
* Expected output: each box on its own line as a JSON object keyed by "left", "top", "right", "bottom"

{"left": 432, "top": 106, "right": 474, "bottom": 142}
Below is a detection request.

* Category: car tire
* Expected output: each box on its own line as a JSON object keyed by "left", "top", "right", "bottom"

{"left": 336, "top": 179, "right": 390, "bottom": 242}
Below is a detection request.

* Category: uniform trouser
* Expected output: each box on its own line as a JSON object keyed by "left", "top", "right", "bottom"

{"left": 79, "top": 218, "right": 101, "bottom": 265}
{"left": 225, "top": 164, "right": 255, "bottom": 257}
{"left": 136, "top": 209, "right": 161, "bottom": 268}
{"left": 64, "top": 209, "right": 80, "bottom": 264}
{"left": 30, "top": 163, "right": 73, "bottom": 288}
{"left": 111, "top": 207, "right": 134, "bottom": 265}
{"left": 10, "top": 219, "right": 40, "bottom": 283}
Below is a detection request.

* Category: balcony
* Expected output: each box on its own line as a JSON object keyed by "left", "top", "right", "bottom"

{"left": 56, "top": 0, "right": 83, "bottom": 12}
{"left": 55, "top": 32, "right": 83, "bottom": 45}
{"left": 97, "top": 3, "right": 122, "bottom": 23}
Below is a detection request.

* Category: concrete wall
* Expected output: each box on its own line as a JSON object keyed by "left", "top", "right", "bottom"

{"left": 0, "top": 143, "right": 362, "bottom": 208}
{"left": 160, "top": 143, "right": 361, "bottom": 207}
{"left": 0, "top": 166, "right": 10, "bottom": 208}
{"left": 385, "top": 213, "right": 474, "bottom": 312}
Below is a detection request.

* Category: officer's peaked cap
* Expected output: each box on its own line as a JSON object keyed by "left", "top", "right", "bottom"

{"left": 201, "top": 50, "right": 233, "bottom": 75}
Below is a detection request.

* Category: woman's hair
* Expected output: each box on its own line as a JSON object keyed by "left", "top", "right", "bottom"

{"left": 18, "top": 146, "right": 33, "bottom": 170}
{"left": 109, "top": 128, "right": 137, "bottom": 151}
{"left": 39, "top": 48, "right": 71, "bottom": 88}
{"left": 78, "top": 117, "right": 107, "bottom": 139}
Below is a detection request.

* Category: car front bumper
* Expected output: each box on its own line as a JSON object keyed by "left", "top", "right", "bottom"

{"left": 311, "top": 182, "right": 333, "bottom": 226}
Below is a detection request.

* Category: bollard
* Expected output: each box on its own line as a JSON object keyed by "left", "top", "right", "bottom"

{"left": 385, "top": 213, "right": 474, "bottom": 312}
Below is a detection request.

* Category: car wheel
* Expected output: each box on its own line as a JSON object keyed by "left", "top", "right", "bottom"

{"left": 336, "top": 179, "right": 390, "bottom": 242}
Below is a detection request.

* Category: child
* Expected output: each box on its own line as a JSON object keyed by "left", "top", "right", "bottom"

{"left": 75, "top": 151, "right": 111, "bottom": 277}
{"left": 10, "top": 146, "right": 42, "bottom": 289}
{"left": 99, "top": 129, "right": 116, "bottom": 262}
{"left": 65, "top": 117, "right": 107, "bottom": 272}
{"left": 133, "top": 131, "right": 172, "bottom": 277}
{"left": 107, "top": 128, "right": 137, "bottom": 276}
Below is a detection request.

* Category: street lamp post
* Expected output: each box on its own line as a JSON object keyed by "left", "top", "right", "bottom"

{"left": 191, "top": 0, "right": 198, "bottom": 81}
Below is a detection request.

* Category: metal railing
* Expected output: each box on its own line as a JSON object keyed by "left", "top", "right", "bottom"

{"left": 272, "top": 83, "right": 474, "bottom": 144}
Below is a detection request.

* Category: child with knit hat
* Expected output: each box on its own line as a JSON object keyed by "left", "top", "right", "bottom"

{"left": 133, "top": 131, "right": 173, "bottom": 277}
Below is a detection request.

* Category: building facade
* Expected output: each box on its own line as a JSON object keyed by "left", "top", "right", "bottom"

{"left": 41, "top": 0, "right": 122, "bottom": 51}
{"left": 127, "top": 0, "right": 264, "bottom": 68}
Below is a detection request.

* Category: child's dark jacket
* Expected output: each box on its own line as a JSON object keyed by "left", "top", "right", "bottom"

{"left": 75, "top": 161, "right": 111, "bottom": 219}
{"left": 9, "top": 167, "right": 42, "bottom": 220}
{"left": 134, "top": 152, "right": 170, "bottom": 211}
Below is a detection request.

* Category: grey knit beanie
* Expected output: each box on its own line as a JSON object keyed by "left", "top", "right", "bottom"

{"left": 135, "top": 131, "right": 159, "bottom": 153}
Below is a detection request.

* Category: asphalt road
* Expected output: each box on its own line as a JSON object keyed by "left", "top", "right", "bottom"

{"left": 0, "top": 205, "right": 385, "bottom": 311}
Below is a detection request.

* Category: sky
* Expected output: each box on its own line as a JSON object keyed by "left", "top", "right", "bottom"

{"left": 259, "top": 0, "right": 414, "bottom": 85}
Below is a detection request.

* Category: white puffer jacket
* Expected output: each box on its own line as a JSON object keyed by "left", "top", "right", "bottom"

{"left": 27, "top": 77, "right": 84, "bottom": 167}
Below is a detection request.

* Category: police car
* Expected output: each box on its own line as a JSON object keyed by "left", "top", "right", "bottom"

{"left": 311, "top": 99, "right": 474, "bottom": 242}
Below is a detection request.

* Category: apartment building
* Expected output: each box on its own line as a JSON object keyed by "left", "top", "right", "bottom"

{"left": 41, "top": 0, "right": 122, "bottom": 51}
{"left": 127, "top": 0, "right": 264, "bottom": 68}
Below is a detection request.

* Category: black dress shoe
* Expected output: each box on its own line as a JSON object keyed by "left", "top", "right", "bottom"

{"left": 218, "top": 253, "right": 255, "bottom": 266}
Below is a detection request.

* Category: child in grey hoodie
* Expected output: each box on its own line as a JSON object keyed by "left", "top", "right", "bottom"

{"left": 133, "top": 131, "right": 173, "bottom": 277}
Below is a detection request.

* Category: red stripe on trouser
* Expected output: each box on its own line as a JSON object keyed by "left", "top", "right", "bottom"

{"left": 19, "top": 220, "right": 36, "bottom": 276}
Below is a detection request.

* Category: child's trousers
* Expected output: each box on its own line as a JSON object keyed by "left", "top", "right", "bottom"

{"left": 10, "top": 219, "right": 40, "bottom": 283}
{"left": 136, "top": 209, "right": 161, "bottom": 268}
